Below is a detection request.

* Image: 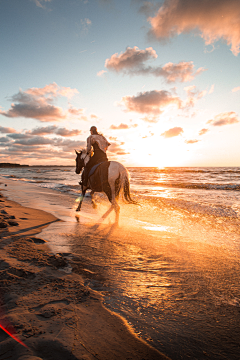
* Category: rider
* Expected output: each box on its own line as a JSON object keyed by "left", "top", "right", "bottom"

{"left": 82, "top": 126, "right": 111, "bottom": 187}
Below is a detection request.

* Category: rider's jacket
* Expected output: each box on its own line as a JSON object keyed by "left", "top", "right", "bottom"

{"left": 87, "top": 134, "right": 110, "bottom": 154}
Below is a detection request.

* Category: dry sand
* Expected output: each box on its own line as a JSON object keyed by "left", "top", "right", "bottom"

{"left": 0, "top": 188, "right": 169, "bottom": 360}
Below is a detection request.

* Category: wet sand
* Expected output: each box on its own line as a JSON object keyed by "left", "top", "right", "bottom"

{"left": 1, "top": 177, "right": 240, "bottom": 360}
{"left": 0, "top": 180, "right": 168, "bottom": 360}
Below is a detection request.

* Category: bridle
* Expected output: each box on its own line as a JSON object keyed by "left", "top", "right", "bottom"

{"left": 75, "top": 151, "right": 90, "bottom": 174}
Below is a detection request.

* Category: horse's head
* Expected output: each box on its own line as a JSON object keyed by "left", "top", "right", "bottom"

{"left": 75, "top": 150, "right": 84, "bottom": 174}
{"left": 75, "top": 149, "right": 91, "bottom": 174}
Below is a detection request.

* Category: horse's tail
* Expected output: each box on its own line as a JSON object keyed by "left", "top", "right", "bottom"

{"left": 119, "top": 169, "right": 138, "bottom": 205}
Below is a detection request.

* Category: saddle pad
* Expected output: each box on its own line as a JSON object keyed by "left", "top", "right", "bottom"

{"left": 89, "top": 162, "right": 106, "bottom": 177}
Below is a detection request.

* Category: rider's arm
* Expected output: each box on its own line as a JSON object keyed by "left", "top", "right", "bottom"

{"left": 86, "top": 136, "right": 93, "bottom": 154}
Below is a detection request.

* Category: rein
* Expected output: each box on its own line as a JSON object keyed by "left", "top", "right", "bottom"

{"left": 82, "top": 152, "right": 90, "bottom": 166}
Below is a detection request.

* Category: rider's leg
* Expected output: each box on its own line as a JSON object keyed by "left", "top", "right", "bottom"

{"left": 79, "top": 169, "right": 85, "bottom": 185}
{"left": 82, "top": 156, "right": 95, "bottom": 187}
{"left": 82, "top": 166, "right": 90, "bottom": 186}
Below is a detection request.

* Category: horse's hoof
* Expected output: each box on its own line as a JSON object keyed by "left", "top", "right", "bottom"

{"left": 76, "top": 208, "right": 80, "bottom": 212}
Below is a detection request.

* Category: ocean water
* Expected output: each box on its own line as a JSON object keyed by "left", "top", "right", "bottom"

{"left": 1, "top": 166, "right": 240, "bottom": 359}
{"left": 1, "top": 166, "right": 240, "bottom": 242}
{"left": 1, "top": 165, "right": 240, "bottom": 217}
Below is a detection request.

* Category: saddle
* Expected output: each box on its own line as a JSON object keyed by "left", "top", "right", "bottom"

{"left": 80, "top": 161, "right": 110, "bottom": 188}
{"left": 88, "top": 162, "right": 105, "bottom": 177}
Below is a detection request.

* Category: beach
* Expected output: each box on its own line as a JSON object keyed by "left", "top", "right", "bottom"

{"left": 0, "top": 180, "right": 167, "bottom": 360}
{"left": 0, "top": 174, "right": 240, "bottom": 360}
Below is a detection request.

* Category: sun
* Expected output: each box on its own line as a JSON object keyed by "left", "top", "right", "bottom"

{"left": 126, "top": 135, "right": 191, "bottom": 167}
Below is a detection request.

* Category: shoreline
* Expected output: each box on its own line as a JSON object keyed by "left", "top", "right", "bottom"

{"left": 0, "top": 186, "right": 168, "bottom": 359}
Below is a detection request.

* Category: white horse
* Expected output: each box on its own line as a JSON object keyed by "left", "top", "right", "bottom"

{"left": 75, "top": 150, "right": 136, "bottom": 223}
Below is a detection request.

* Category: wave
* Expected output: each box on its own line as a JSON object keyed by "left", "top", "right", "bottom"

{"left": 150, "top": 182, "right": 240, "bottom": 191}
{"left": 129, "top": 167, "right": 240, "bottom": 175}
{"left": 144, "top": 196, "right": 239, "bottom": 218}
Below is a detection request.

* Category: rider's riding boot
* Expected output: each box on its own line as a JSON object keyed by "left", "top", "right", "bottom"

{"left": 79, "top": 170, "right": 84, "bottom": 185}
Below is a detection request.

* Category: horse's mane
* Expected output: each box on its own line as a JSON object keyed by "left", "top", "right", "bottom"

{"left": 80, "top": 148, "right": 87, "bottom": 154}
{"left": 79, "top": 148, "right": 93, "bottom": 157}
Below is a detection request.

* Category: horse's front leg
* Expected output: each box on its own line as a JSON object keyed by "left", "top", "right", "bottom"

{"left": 90, "top": 190, "right": 97, "bottom": 209}
{"left": 76, "top": 187, "right": 86, "bottom": 212}
{"left": 101, "top": 184, "right": 120, "bottom": 224}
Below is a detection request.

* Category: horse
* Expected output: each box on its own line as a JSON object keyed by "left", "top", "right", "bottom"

{"left": 75, "top": 149, "right": 136, "bottom": 223}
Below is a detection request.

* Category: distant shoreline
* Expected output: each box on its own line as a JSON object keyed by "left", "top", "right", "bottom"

{"left": 0, "top": 163, "right": 29, "bottom": 167}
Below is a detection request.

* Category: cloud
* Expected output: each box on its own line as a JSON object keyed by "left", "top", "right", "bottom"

{"left": 105, "top": 47, "right": 205, "bottom": 82}
{"left": 0, "top": 83, "right": 81, "bottom": 122}
{"left": 0, "top": 130, "right": 87, "bottom": 165}
{"left": 1, "top": 102, "right": 66, "bottom": 122}
{"left": 232, "top": 86, "right": 240, "bottom": 92}
{"left": 90, "top": 114, "right": 98, "bottom": 120}
{"left": 1, "top": 129, "right": 86, "bottom": 160}
{"left": 110, "top": 123, "right": 138, "bottom": 130}
{"left": 68, "top": 107, "right": 84, "bottom": 116}
{"left": 0, "top": 137, "right": 11, "bottom": 145}
{"left": 184, "top": 85, "right": 207, "bottom": 107}
{"left": 81, "top": 18, "right": 92, "bottom": 35}
{"left": 7, "top": 133, "right": 31, "bottom": 140}
{"left": 146, "top": 61, "right": 206, "bottom": 83}
{"left": 55, "top": 128, "right": 82, "bottom": 137}
{"left": 184, "top": 85, "right": 206, "bottom": 98}
{"left": 108, "top": 141, "right": 129, "bottom": 156}
{"left": 105, "top": 46, "right": 157, "bottom": 72}
{"left": 148, "top": 0, "right": 240, "bottom": 56}
{"left": 185, "top": 139, "right": 199, "bottom": 144}
{"left": 161, "top": 127, "right": 183, "bottom": 138}
{"left": 19, "top": 82, "right": 78, "bottom": 99}
{"left": 31, "top": 0, "right": 51, "bottom": 9}
{"left": 142, "top": 131, "right": 154, "bottom": 139}
{"left": 199, "top": 128, "right": 209, "bottom": 136}
{"left": 97, "top": 70, "right": 107, "bottom": 77}
{"left": 141, "top": 115, "right": 159, "bottom": 123}
{"left": 9, "top": 136, "right": 54, "bottom": 146}
{"left": 0, "top": 126, "right": 17, "bottom": 134}
{"left": 29, "top": 126, "right": 82, "bottom": 137}
{"left": 121, "top": 90, "right": 182, "bottom": 114}
{"left": 29, "top": 126, "right": 57, "bottom": 135}
{"left": 53, "top": 138, "right": 85, "bottom": 152}
{"left": 209, "top": 84, "right": 215, "bottom": 94}
{"left": 207, "top": 112, "right": 239, "bottom": 126}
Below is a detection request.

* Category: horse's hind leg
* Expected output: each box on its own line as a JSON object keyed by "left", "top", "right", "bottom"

{"left": 109, "top": 183, "right": 120, "bottom": 224}
{"left": 101, "top": 204, "right": 114, "bottom": 220}
{"left": 100, "top": 191, "right": 119, "bottom": 223}
{"left": 113, "top": 199, "right": 120, "bottom": 224}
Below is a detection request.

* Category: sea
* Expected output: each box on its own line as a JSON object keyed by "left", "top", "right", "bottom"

{"left": 0, "top": 166, "right": 240, "bottom": 359}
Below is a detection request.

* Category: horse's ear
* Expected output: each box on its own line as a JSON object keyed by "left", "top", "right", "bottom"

{"left": 75, "top": 149, "right": 79, "bottom": 154}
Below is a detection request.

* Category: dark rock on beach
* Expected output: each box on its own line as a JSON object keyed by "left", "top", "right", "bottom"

{"left": 7, "top": 220, "right": 19, "bottom": 226}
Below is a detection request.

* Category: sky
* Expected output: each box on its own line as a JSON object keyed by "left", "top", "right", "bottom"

{"left": 0, "top": 0, "right": 240, "bottom": 167}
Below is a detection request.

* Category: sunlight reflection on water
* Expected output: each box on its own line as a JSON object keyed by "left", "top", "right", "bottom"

{"left": 143, "top": 225, "right": 169, "bottom": 232}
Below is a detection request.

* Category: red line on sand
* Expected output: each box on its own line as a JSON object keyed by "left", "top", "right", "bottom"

{"left": 0, "top": 324, "right": 28, "bottom": 348}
